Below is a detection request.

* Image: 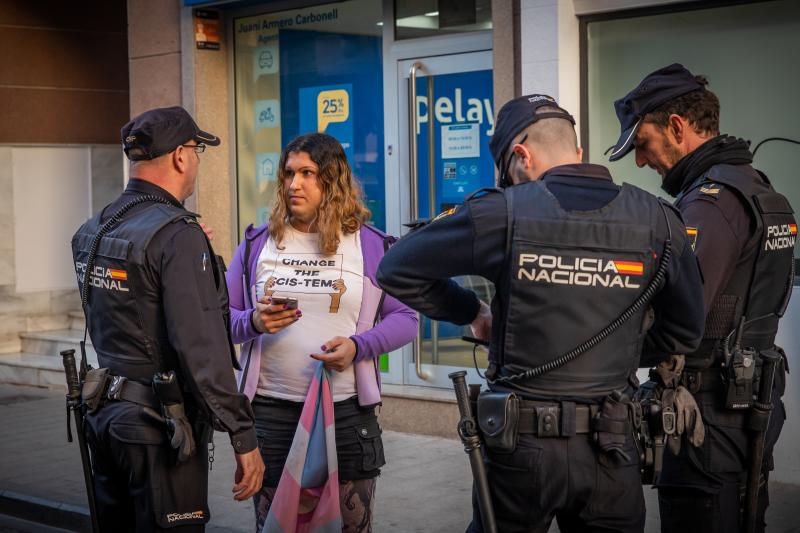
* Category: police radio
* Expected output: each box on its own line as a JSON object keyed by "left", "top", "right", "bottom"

{"left": 722, "top": 316, "right": 756, "bottom": 410}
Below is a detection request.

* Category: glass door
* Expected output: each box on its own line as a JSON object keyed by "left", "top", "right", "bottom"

{"left": 397, "top": 50, "right": 495, "bottom": 387}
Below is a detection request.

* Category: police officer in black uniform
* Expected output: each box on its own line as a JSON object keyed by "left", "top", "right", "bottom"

{"left": 70, "top": 107, "right": 264, "bottom": 531}
{"left": 609, "top": 64, "right": 796, "bottom": 533}
{"left": 377, "top": 95, "right": 705, "bottom": 532}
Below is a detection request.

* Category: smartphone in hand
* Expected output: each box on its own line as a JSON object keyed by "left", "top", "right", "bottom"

{"left": 270, "top": 296, "right": 299, "bottom": 310}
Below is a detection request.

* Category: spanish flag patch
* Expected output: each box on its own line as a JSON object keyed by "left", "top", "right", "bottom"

{"left": 686, "top": 226, "right": 699, "bottom": 250}
{"left": 109, "top": 269, "right": 128, "bottom": 281}
{"left": 790, "top": 224, "right": 797, "bottom": 236}
{"left": 613, "top": 261, "right": 644, "bottom": 276}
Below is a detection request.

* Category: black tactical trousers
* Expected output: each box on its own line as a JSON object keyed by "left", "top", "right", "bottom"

{"left": 657, "top": 383, "right": 786, "bottom": 533}
{"left": 85, "top": 401, "right": 210, "bottom": 532}
{"left": 469, "top": 431, "right": 645, "bottom": 533}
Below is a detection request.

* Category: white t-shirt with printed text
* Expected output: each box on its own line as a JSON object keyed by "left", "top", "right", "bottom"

{"left": 255, "top": 226, "right": 363, "bottom": 401}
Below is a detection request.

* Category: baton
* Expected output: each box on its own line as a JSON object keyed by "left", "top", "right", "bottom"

{"left": 449, "top": 371, "right": 497, "bottom": 533}
{"left": 61, "top": 349, "right": 100, "bottom": 533}
{"left": 743, "top": 350, "right": 780, "bottom": 533}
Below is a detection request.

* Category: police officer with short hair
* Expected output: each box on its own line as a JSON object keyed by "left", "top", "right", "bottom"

{"left": 609, "top": 64, "right": 796, "bottom": 533}
{"left": 71, "top": 107, "right": 264, "bottom": 531}
{"left": 377, "top": 95, "right": 705, "bottom": 532}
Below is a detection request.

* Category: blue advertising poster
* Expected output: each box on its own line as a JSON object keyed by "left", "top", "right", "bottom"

{"left": 278, "top": 29, "right": 385, "bottom": 229}
{"left": 299, "top": 84, "right": 354, "bottom": 163}
{"left": 255, "top": 152, "right": 280, "bottom": 192}
{"left": 414, "top": 69, "right": 495, "bottom": 218}
{"left": 254, "top": 99, "right": 280, "bottom": 130}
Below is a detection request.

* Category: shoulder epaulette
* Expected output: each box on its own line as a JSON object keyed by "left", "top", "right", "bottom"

{"left": 698, "top": 181, "right": 723, "bottom": 199}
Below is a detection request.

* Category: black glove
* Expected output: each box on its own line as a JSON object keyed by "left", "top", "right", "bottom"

{"left": 142, "top": 404, "right": 196, "bottom": 463}
{"left": 661, "top": 386, "right": 704, "bottom": 455}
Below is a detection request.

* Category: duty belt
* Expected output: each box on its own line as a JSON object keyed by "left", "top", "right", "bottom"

{"left": 517, "top": 400, "right": 598, "bottom": 437}
{"left": 106, "top": 376, "right": 160, "bottom": 410}
{"left": 681, "top": 368, "right": 725, "bottom": 394}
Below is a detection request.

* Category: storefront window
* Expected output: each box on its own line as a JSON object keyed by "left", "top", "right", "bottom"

{"left": 394, "top": 0, "right": 491, "bottom": 40}
{"left": 587, "top": 0, "right": 800, "bottom": 258}
{"left": 233, "top": 1, "right": 385, "bottom": 236}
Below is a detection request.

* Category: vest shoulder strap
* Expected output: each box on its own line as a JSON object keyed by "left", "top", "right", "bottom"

{"left": 467, "top": 186, "right": 503, "bottom": 201}
{"left": 658, "top": 198, "right": 689, "bottom": 258}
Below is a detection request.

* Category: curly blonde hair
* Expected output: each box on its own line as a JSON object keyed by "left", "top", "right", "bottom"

{"left": 268, "top": 133, "right": 371, "bottom": 256}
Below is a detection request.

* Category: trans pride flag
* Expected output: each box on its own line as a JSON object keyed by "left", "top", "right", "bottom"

{"left": 263, "top": 362, "right": 342, "bottom": 533}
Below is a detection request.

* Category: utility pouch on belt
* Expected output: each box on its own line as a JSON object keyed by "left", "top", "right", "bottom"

{"left": 477, "top": 391, "right": 519, "bottom": 454}
{"left": 81, "top": 368, "right": 111, "bottom": 413}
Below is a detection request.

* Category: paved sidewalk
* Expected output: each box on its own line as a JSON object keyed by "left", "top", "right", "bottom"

{"left": 1, "top": 384, "right": 798, "bottom": 532}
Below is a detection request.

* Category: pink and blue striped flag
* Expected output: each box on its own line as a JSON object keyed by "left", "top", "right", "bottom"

{"left": 262, "top": 361, "right": 342, "bottom": 533}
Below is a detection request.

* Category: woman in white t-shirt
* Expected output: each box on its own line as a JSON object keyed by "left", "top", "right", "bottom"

{"left": 226, "top": 133, "right": 417, "bottom": 531}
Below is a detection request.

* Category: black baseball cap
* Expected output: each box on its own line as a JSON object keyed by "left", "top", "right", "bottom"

{"left": 489, "top": 94, "right": 576, "bottom": 169}
{"left": 121, "top": 106, "right": 220, "bottom": 161}
{"left": 608, "top": 63, "right": 704, "bottom": 162}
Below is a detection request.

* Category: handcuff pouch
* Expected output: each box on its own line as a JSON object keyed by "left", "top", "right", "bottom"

{"left": 477, "top": 391, "right": 519, "bottom": 454}
{"left": 81, "top": 368, "right": 111, "bottom": 413}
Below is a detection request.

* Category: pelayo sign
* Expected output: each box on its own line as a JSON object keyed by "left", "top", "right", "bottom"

{"left": 413, "top": 69, "right": 495, "bottom": 215}
{"left": 414, "top": 87, "right": 495, "bottom": 136}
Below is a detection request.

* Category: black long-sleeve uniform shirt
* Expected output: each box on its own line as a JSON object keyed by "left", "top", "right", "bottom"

{"left": 99, "top": 179, "right": 257, "bottom": 453}
{"left": 377, "top": 164, "right": 705, "bottom": 368}
{"left": 678, "top": 177, "right": 754, "bottom": 318}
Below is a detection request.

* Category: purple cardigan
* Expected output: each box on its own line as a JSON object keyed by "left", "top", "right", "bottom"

{"left": 225, "top": 223, "right": 418, "bottom": 406}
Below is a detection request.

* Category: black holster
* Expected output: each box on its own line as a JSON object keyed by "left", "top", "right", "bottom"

{"left": 594, "top": 391, "right": 634, "bottom": 464}
{"left": 152, "top": 371, "right": 196, "bottom": 463}
{"left": 477, "top": 391, "right": 520, "bottom": 454}
{"left": 634, "top": 381, "right": 666, "bottom": 484}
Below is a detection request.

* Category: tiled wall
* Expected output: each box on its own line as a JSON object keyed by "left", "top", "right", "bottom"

{"left": 126, "top": 0, "right": 236, "bottom": 260}
{"left": 519, "top": 0, "right": 580, "bottom": 137}
{"left": 127, "top": 0, "right": 183, "bottom": 117}
{"left": 0, "top": 145, "right": 123, "bottom": 353}
{"left": 0, "top": 1, "right": 129, "bottom": 144}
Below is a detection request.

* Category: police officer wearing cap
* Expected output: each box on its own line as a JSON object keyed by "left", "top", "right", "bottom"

{"left": 70, "top": 106, "right": 264, "bottom": 531}
{"left": 610, "top": 64, "right": 796, "bottom": 533}
{"left": 378, "top": 95, "right": 704, "bottom": 532}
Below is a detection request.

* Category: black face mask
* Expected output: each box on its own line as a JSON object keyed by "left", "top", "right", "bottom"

{"left": 661, "top": 134, "right": 753, "bottom": 197}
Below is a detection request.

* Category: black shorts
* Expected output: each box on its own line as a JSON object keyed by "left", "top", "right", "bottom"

{"left": 252, "top": 395, "right": 385, "bottom": 487}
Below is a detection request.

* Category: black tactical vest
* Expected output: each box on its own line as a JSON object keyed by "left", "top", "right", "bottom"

{"left": 495, "top": 180, "right": 664, "bottom": 399}
{"left": 71, "top": 200, "right": 232, "bottom": 383}
{"left": 677, "top": 164, "right": 796, "bottom": 367}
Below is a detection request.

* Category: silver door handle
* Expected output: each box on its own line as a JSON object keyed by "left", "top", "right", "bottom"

{"left": 413, "top": 326, "right": 429, "bottom": 380}
{"left": 408, "top": 62, "right": 437, "bottom": 221}
{"left": 408, "top": 62, "right": 422, "bottom": 221}
{"left": 408, "top": 62, "right": 432, "bottom": 380}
